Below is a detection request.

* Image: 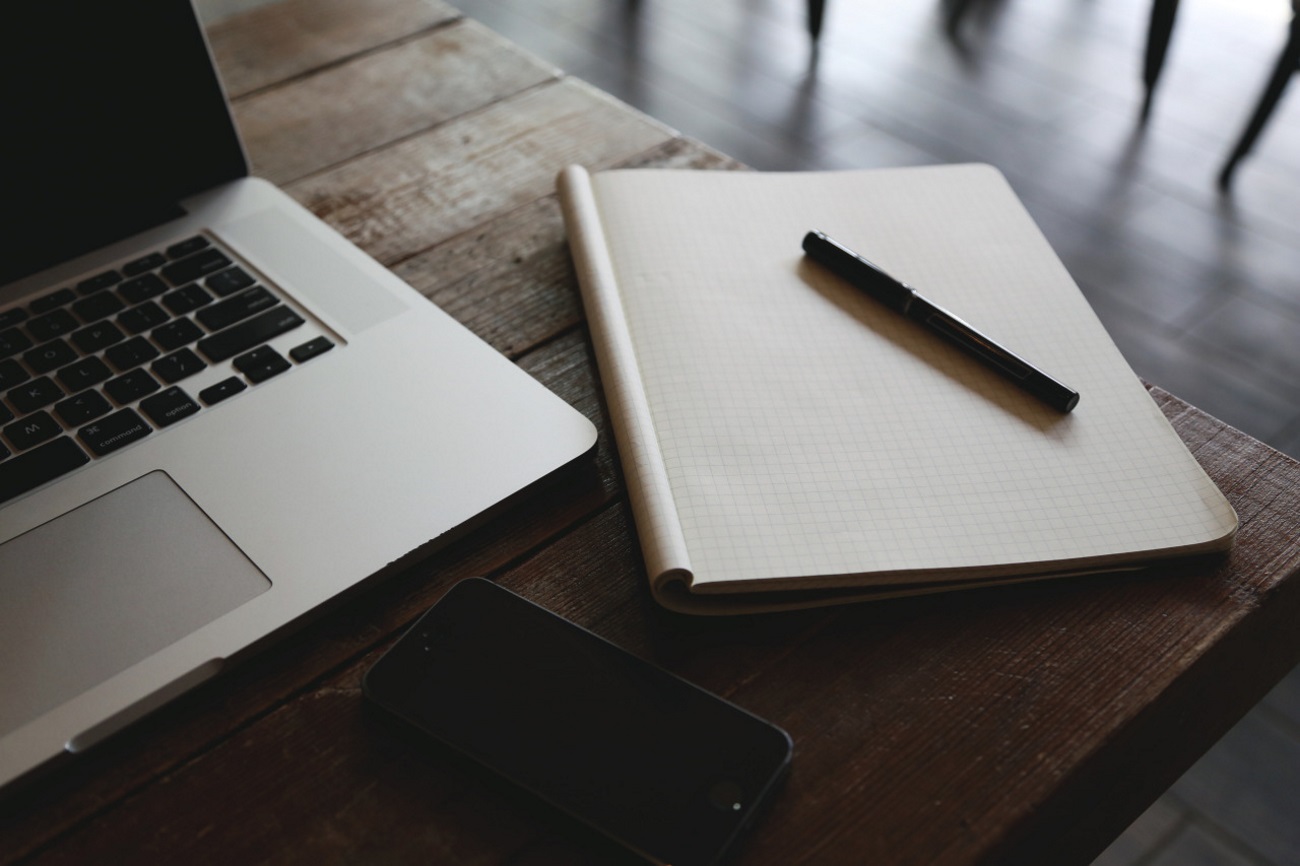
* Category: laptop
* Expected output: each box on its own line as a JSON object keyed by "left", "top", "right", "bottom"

{"left": 0, "top": 0, "right": 596, "bottom": 788}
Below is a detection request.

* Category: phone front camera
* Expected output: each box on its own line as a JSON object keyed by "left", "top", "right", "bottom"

{"left": 707, "top": 780, "right": 745, "bottom": 813}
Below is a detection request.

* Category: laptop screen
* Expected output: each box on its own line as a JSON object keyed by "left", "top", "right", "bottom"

{"left": 2, "top": 0, "right": 247, "bottom": 286}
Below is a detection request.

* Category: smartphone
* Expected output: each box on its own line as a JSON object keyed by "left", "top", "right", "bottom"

{"left": 364, "top": 578, "right": 792, "bottom": 866}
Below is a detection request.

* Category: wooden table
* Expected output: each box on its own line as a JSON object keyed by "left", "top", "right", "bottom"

{"left": 6, "top": 1, "right": 1300, "bottom": 863}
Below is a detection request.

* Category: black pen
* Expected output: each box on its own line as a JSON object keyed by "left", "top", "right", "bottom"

{"left": 802, "top": 230, "right": 1079, "bottom": 413}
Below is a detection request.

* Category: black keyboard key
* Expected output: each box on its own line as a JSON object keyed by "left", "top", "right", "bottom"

{"left": 233, "top": 346, "right": 290, "bottom": 383}
{"left": 27, "top": 309, "right": 78, "bottom": 341}
{"left": 151, "top": 348, "right": 206, "bottom": 384}
{"left": 78, "top": 409, "right": 151, "bottom": 456}
{"left": 152, "top": 318, "right": 203, "bottom": 351}
{"left": 140, "top": 386, "right": 200, "bottom": 428}
{"left": 105, "top": 336, "right": 160, "bottom": 372}
{"left": 56, "top": 356, "right": 111, "bottom": 392}
{"left": 122, "top": 252, "right": 167, "bottom": 276}
{"left": 31, "top": 288, "right": 76, "bottom": 313}
{"left": 118, "top": 273, "right": 169, "bottom": 304}
{"left": 117, "top": 301, "right": 170, "bottom": 335}
{"left": 0, "top": 308, "right": 30, "bottom": 329}
{"left": 24, "top": 338, "right": 78, "bottom": 374}
{"left": 161, "top": 248, "right": 230, "bottom": 285}
{"left": 71, "top": 291, "right": 127, "bottom": 323}
{"left": 71, "top": 320, "right": 126, "bottom": 354}
{"left": 162, "top": 284, "right": 213, "bottom": 315}
{"left": 76, "top": 270, "right": 122, "bottom": 295}
{"left": 196, "top": 286, "right": 277, "bottom": 332}
{"left": 8, "top": 376, "right": 64, "bottom": 413}
{"left": 104, "top": 369, "right": 160, "bottom": 404}
{"left": 290, "top": 336, "right": 335, "bottom": 363}
{"left": 199, "top": 377, "right": 246, "bottom": 405}
{"left": 1, "top": 327, "right": 34, "bottom": 358}
{"left": 56, "top": 390, "right": 113, "bottom": 426}
{"left": 0, "top": 404, "right": 12, "bottom": 424}
{"left": 0, "top": 358, "right": 30, "bottom": 391}
{"left": 0, "top": 436, "right": 89, "bottom": 504}
{"left": 198, "top": 307, "right": 304, "bottom": 363}
{"left": 166, "top": 235, "right": 210, "bottom": 259}
{"left": 5, "top": 410, "right": 62, "bottom": 450}
{"left": 0, "top": 441, "right": 7, "bottom": 460}
{"left": 204, "top": 266, "right": 256, "bottom": 298}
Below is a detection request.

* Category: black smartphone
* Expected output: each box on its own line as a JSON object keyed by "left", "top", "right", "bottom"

{"left": 364, "top": 578, "right": 792, "bottom": 866}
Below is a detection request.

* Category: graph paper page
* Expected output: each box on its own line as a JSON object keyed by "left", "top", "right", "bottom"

{"left": 585, "top": 164, "right": 1236, "bottom": 590}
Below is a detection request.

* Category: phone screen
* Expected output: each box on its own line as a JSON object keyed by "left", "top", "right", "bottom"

{"left": 364, "top": 578, "right": 792, "bottom": 866}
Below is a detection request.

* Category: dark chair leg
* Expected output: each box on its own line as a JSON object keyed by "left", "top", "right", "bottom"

{"left": 944, "top": 0, "right": 980, "bottom": 34}
{"left": 1142, "top": 0, "right": 1180, "bottom": 120}
{"left": 807, "top": 0, "right": 826, "bottom": 41}
{"left": 1219, "top": 7, "right": 1300, "bottom": 188}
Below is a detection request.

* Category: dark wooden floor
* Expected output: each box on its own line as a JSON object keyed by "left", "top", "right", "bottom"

{"left": 455, "top": 0, "right": 1300, "bottom": 459}
{"left": 439, "top": 1, "right": 1300, "bottom": 863}
{"left": 202, "top": 0, "right": 1299, "bottom": 862}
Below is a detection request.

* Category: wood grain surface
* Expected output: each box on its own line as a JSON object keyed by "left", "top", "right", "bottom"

{"left": 4, "top": 2, "right": 1300, "bottom": 864}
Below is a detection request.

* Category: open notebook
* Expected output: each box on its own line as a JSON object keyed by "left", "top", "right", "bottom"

{"left": 558, "top": 164, "right": 1237, "bottom": 614}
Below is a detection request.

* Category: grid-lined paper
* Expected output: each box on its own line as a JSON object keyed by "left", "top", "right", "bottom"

{"left": 562, "top": 165, "right": 1236, "bottom": 612}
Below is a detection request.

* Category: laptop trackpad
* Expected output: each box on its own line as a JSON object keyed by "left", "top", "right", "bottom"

{"left": 0, "top": 471, "right": 270, "bottom": 736}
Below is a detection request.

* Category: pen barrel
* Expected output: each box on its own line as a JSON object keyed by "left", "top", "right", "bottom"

{"left": 909, "top": 297, "right": 1080, "bottom": 413}
{"left": 803, "top": 229, "right": 1079, "bottom": 413}
{"left": 802, "top": 231, "right": 914, "bottom": 311}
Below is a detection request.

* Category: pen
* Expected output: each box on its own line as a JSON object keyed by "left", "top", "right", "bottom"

{"left": 802, "top": 230, "right": 1080, "bottom": 413}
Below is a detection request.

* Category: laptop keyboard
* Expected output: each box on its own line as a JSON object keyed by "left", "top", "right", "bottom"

{"left": 1, "top": 235, "right": 335, "bottom": 505}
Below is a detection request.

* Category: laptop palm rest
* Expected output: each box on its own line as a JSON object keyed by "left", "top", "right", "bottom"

{"left": 0, "top": 471, "right": 270, "bottom": 738}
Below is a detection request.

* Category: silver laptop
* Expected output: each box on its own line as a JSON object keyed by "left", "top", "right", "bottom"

{"left": 0, "top": 1, "right": 596, "bottom": 788}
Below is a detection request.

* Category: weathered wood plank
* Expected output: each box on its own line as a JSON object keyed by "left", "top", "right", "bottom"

{"left": 286, "top": 78, "right": 675, "bottom": 266}
{"left": 394, "top": 137, "right": 741, "bottom": 357}
{"left": 234, "top": 20, "right": 558, "bottom": 185}
{"left": 17, "top": 662, "right": 549, "bottom": 865}
{"left": 206, "top": 0, "right": 459, "bottom": 98}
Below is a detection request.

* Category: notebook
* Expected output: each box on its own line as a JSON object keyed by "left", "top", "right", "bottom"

{"left": 557, "top": 163, "right": 1237, "bottom": 614}
{"left": 0, "top": 0, "right": 596, "bottom": 789}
